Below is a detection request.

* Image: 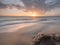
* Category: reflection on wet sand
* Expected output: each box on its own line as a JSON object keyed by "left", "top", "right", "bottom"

{"left": 0, "top": 32, "right": 32, "bottom": 45}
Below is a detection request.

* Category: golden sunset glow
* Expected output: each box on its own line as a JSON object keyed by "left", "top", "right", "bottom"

{"left": 29, "top": 12, "right": 38, "bottom": 16}
{"left": 31, "top": 14, "right": 37, "bottom": 17}
{"left": 0, "top": 8, "right": 44, "bottom": 16}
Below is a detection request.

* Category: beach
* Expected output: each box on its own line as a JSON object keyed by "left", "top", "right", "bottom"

{"left": 0, "top": 16, "right": 60, "bottom": 45}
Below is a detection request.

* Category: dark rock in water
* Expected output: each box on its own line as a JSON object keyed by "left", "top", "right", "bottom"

{"left": 32, "top": 33, "right": 60, "bottom": 45}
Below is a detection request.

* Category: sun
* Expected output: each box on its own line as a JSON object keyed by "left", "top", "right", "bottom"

{"left": 31, "top": 13, "right": 37, "bottom": 17}
{"left": 29, "top": 12, "right": 38, "bottom": 17}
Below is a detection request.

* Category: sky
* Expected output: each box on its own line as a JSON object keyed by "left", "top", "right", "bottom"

{"left": 0, "top": 0, "right": 60, "bottom": 16}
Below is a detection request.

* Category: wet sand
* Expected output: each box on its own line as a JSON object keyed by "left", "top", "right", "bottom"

{"left": 0, "top": 22, "right": 60, "bottom": 45}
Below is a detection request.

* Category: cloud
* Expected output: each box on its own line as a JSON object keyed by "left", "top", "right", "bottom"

{"left": 21, "top": 0, "right": 60, "bottom": 11}
{"left": 21, "top": 0, "right": 33, "bottom": 9}
{"left": 21, "top": 0, "right": 47, "bottom": 13}
{"left": 0, "top": 0, "right": 60, "bottom": 10}
{"left": 0, "top": 0, "right": 24, "bottom": 9}
{"left": 44, "top": 0, "right": 60, "bottom": 16}
{"left": 0, "top": 0, "right": 60, "bottom": 16}
{"left": 45, "top": 0, "right": 60, "bottom": 9}
{"left": 0, "top": 2, "right": 21, "bottom": 9}
{"left": 45, "top": 7, "right": 60, "bottom": 16}
{"left": 0, "top": 1, "right": 7, "bottom": 9}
